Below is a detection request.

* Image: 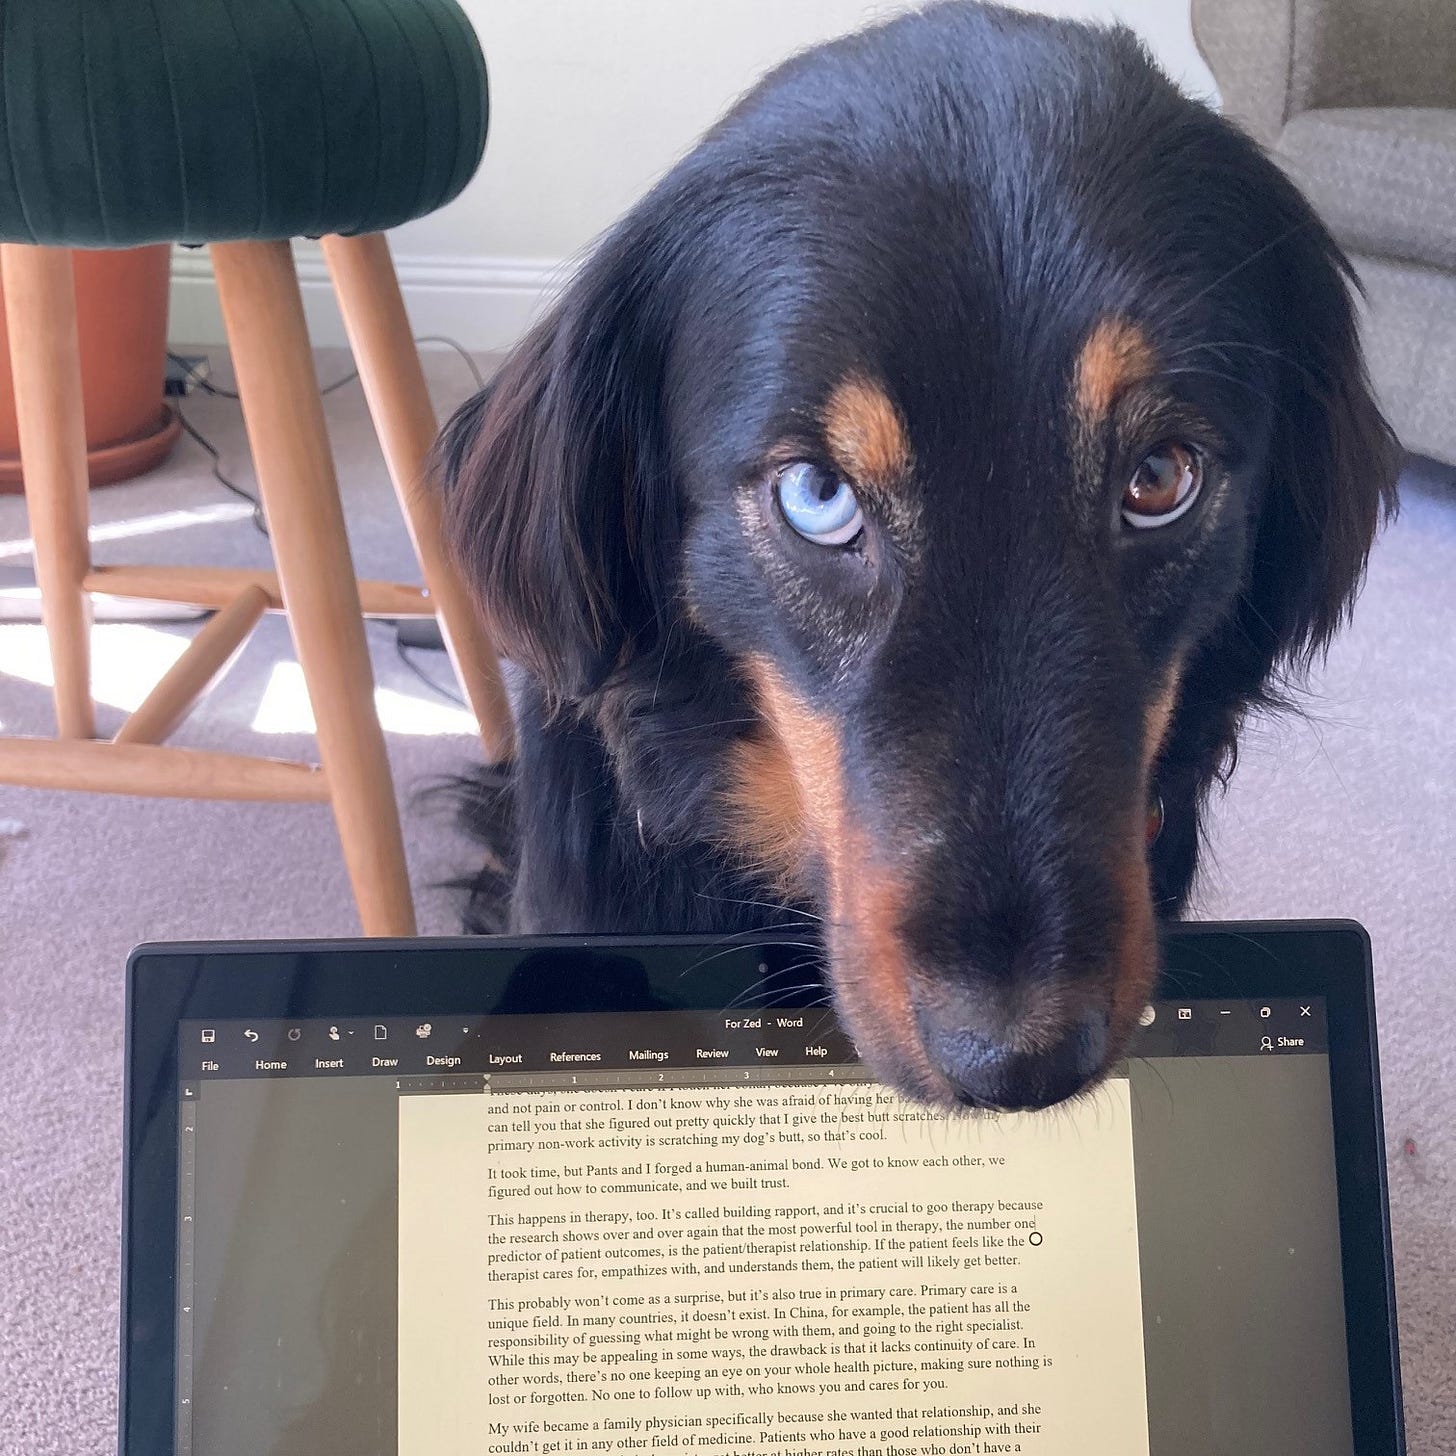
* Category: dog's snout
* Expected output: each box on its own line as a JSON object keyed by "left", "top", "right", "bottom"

{"left": 911, "top": 979, "right": 1110, "bottom": 1111}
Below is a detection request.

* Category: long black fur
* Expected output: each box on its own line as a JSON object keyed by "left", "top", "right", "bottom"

{"left": 434, "top": 1, "right": 1397, "bottom": 1104}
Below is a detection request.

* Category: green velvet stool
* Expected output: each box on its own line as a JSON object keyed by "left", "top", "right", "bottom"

{"left": 0, "top": 0, "right": 513, "bottom": 935}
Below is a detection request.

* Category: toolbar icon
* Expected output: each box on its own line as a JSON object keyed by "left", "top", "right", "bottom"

{"left": 200, "top": 1029, "right": 215, "bottom": 1044}
{"left": 328, "top": 1026, "right": 341, "bottom": 1042}
{"left": 1260, "top": 1006, "right": 1272, "bottom": 1019}
{"left": 1260, "top": 1036, "right": 1273, "bottom": 1052}
{"left": 287, "top": 1027, "right": 302, "bottom": 1042}
{"left": 374, "top": 1025, "right": 388, "bottom": 1041}
{"left": 415, "top": 1023, "right": 432, "bottom": 1040}
{"left": 244, "top": 1028, "right": 259, "bottom": 1043}
{"left": 1177, "top": 1007, "right": 1192, "bottom": 1021}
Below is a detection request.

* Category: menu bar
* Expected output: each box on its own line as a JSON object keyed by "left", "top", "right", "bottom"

{"left": 179, "top": 998, "right": 1325, "bottom": 1082}
{"left": 180, "top": 1009, "right": 853, "bottom": 1081}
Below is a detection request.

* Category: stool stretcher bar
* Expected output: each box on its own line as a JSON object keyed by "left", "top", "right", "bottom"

{"left": 0, "top": 738, "right": 329, "bottom": 802}
{"left": 81, "top": 564, "right": 433, "bottom": 618}
{"left": 113, "top": 585, "right": 270, "bottom": 747}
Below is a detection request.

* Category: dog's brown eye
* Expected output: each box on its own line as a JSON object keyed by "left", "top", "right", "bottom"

{"left": 1122, "top": 443, "right": 1202, "bottom": 529}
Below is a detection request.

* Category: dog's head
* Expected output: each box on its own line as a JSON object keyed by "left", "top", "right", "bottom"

{"left": 437, "top": 4, "right": 1397, "bottom": 1109}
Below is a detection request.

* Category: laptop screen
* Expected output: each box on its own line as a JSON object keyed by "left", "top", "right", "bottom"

{"left": 173, "top": 996, "right": 1349, "bottom": 1456}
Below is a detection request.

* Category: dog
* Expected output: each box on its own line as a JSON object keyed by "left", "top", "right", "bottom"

{"left": 433, "top": 1, "right": 1398, "bottom": 1113}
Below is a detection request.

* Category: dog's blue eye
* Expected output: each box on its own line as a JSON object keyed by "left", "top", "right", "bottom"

{"left": 775, "top": 462, "right": 864, "bottom": 546}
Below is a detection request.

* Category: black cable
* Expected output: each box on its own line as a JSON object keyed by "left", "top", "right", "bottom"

{"left": 175, "top": 405, "right": 269, "bottom": 538}
{"left": 394, "top": 633, "right": 468, "bottom": 708}
{"left": 171, "top": 333, "right": 484, "bottom": 542}
{"left": 168, "top": 352, "right": 239, "bottom": 399}
{"left": 168, "top": 350, "right": 361, "bottom": 400}
{"left": 411, "top": 335, "right": 486, "bottom": 391}
{"left": 171, "top": 335, "right": 483, "bottom": 707}
{"left": 357, "top": 617, "right": 467, "bottom": 708}
{"left": 169, "top": 334, "right": 483, "bottom": 402}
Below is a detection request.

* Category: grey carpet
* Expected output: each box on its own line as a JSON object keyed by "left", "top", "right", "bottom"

{"left": 0, "top": 354, "right": 1452, "bottom": 1454}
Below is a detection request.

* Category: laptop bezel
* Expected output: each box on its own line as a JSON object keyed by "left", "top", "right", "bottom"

{"left": 119, "top": 920, "right": 1402, "bottom": 1454}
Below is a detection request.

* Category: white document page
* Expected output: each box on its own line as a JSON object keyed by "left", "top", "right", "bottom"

{"left": 398, "top": 1080, "right": 1150, "bottom": 1456}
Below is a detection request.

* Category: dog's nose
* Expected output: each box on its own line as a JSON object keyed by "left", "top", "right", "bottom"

{"left": 911, "top": 982, "right": 1109, "bottom": 1110}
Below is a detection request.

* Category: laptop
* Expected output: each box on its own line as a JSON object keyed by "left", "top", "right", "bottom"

{"left": 121, "top": 921, "right": 1403, "bottom": 1455}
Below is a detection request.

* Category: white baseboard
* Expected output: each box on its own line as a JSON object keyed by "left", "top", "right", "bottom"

{"left": 168, "top": 244, "right": 571, "bottom": 354}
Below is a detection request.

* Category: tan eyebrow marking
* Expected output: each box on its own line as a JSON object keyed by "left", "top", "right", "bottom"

{"left": 1075, "top": 317, "right": 1157, "bottom": 422}
{"left": 822, "top": 374, "right": 912, "bottom": 484}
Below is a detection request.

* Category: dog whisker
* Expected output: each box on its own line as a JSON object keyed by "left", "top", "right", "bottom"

{"left": 693, "top": 890, "right": 826, "bottom": 926}
{"left": 653, "top": 717, "right": 761, "bottom": 738}
{"left": 666, "top": 934, "right": 823, "bottom": 988}
{"left": 1158, "top": 218, "right": 1317, "bottom": 328}
{"left": 722, "top": 980, "right": 830, "bottom": 1012}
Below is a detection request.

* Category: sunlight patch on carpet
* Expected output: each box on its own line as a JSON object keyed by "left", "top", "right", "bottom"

{"left": 249, "top": 660, "right": 476, "bottom": 737}
{"left": 0, "top": 622, "right": 190, "bottom": 710}
{"left": 0, "top": 501, "right": 256, "bottom": 560}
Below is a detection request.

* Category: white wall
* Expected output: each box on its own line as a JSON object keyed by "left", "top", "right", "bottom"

{"left": 169, "top": 1, "right": 1216, "bottom": 352}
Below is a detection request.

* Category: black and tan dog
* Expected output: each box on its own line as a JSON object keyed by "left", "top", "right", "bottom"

{"left": 435, "top": 2, "right": 1397, "bottom": 1112}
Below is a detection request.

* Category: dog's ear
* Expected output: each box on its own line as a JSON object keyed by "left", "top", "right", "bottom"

{"left": 1166, "top": 181, "right": 1400, "bottom": 840}
{"left": 1242, "top": 215, "right": 1400, "bottom": 670}
{"left": 434, "top": 226, "right": 682, "bottom": 703}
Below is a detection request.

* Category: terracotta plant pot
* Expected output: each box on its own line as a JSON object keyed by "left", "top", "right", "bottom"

{"left": 0, "top": 243, "right": 181, "bottom": 492}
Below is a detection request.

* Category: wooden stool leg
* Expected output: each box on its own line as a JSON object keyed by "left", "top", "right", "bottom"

{"left": 210, "top": 239, "right": 416, "bottom": 936}
{"left": 1, "top": 245, "right": 95, "bottom": 739}
{"left": 320, "top": 232, "right": 514, "bottom": 763}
